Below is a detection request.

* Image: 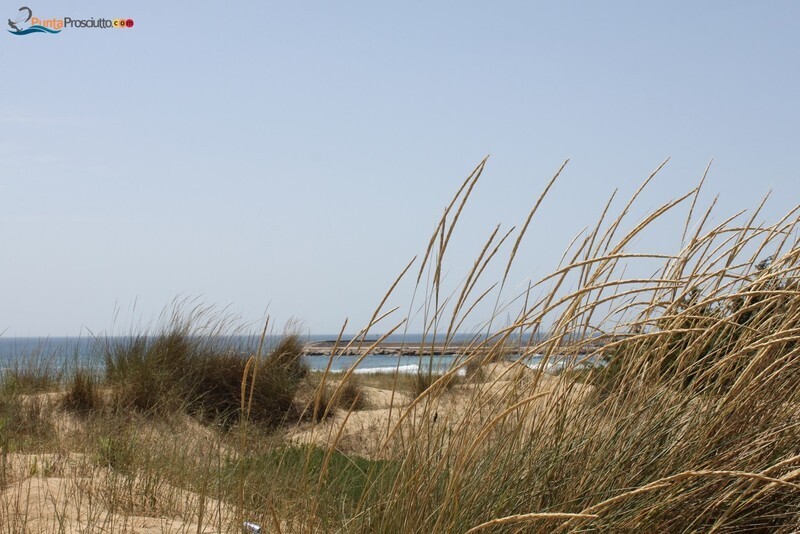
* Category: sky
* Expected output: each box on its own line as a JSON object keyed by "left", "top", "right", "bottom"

{"left": 2, "top": 2, "right": 800, "bottom": 336}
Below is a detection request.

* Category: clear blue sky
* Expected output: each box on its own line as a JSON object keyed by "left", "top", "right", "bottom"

{"left": 2, "top": 2, "right": 799, "bottom": 336}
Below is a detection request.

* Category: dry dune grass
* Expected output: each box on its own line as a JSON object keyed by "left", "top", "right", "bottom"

{"left": 2, "top": 158, "right": 800, "bottom": 532}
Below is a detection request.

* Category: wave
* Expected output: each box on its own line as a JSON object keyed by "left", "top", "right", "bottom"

{"left": 10, "top": 25, "right": 62, "bottom": 35}
{"left": 353, "top": 364, "right": 419, "bottom": 375}
{"left": 351, "top": 364, "right": 467, "bottom": 376}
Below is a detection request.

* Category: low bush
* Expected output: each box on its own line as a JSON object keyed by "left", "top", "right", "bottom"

{"left": 104, "top": 328, "right": 308, "bottom": 427}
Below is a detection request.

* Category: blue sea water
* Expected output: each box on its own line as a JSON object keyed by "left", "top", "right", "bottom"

{"left": 0, "top": 334, "right": 584, "bottom": 376}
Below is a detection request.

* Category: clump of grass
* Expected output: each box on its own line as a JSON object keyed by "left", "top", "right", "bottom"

{"left": 103, "top": 316, "right": 308, "bottom": 428}
{"left": 410, "top": 371, "right": 458, "bottom": 399}
{"left": 104, "top": 333, "right": 191, "bottom": 414}
{"left": 311, "top": 376, "right": 365, "bottom": 420}
{"left": 1, "top": 352, "right": 62, "bottom": 395}
{"left": 268, "top": 335, "right": 308, "bottom": 378}
{"left": 191, "top": 337, "right": 307, "bottom": 427}
{"left": 337, "top": 377, "right": 365, "bottom": 410}
{"left": 410, "top": 372, "right": 435, "bottom": 398}
{"left": 62, "top": 369, "right": 100, "bottom": 415}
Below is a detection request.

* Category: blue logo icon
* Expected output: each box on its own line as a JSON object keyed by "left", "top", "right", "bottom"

{"left": 8, "top": 6, "right": 62, "bottom": 35}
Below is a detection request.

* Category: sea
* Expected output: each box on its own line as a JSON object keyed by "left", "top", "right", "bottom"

{"left": 0, "top": 333, "right": 593, "bottom": 377}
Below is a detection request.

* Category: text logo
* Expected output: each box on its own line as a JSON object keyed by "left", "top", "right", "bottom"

{"left": 8, "top": 6, "right": 135, "bottom": 36}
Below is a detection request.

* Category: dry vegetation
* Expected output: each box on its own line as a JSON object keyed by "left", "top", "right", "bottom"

{"left": 2, "top": 158, "right": 800, "bottom": 532}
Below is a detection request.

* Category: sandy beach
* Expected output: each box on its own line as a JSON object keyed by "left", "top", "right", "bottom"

{"left": 0, "top": 361, "right": 587, "bottom": 531}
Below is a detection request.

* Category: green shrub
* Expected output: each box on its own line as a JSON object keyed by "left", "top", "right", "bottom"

{"left": 103, "top": 328, "right": 308, "bottom": 428}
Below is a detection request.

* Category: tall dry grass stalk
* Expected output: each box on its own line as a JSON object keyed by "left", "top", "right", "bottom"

{"left": 307, "top": 158, "right": 800, "bottom": 532}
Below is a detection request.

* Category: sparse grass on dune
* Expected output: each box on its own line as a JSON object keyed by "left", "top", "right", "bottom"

{"left": 1, "top": 159, "right": 800, "bottom": 532}
{"left": 1, "top": 349, "right": 63, "bottom": 396}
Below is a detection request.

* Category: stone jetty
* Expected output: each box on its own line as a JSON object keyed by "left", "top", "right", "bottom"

{"left": 301, "top": 339, "right": 609, "bottom": 357}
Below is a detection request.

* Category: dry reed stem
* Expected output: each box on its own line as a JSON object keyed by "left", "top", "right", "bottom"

{"left": 465, "top": 512, "right": 600, "bottom": 533}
